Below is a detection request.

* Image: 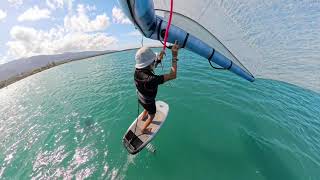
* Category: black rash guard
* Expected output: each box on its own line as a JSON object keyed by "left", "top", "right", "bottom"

{"left": 134, "top": 68, "right": 164, "bottom": 104}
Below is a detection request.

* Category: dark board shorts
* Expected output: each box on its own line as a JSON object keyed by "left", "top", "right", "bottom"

{"left": 138, "top": 99, "right": 156, "bottom": 115}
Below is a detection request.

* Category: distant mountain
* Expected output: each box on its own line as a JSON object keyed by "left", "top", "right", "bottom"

{"left": 0, "top": 50, "right": 113, "bottom": 82}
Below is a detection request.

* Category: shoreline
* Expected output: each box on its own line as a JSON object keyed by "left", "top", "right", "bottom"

{"left": 0, "top": 46, "right": 161, "bottom": 89}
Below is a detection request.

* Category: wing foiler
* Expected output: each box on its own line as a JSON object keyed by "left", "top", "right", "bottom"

{"left": 118, "top": 0, "right": 255, "bottom": 82}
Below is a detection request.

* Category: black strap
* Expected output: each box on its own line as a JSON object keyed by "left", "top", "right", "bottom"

{"left": 157, "top": 18, "right": 172, "bottom": 49}
{"left": 208, "top": 48, "right": 215, "bottom": 60}
{"left": 182, "top": 33, "right": 189, "bottom": 48}
{"left": 227, "top": 61, "right": 233, "bottom": 70}
{"left": 207, "top": 49, "right": 233, "bottom": 70}
{"left": 208, "top": 59, "right": 225, "bottom": 70}
{"left": 207, "top": 49, "right": 227, "bottom": 70}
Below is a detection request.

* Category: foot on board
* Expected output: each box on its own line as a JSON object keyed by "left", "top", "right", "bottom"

{"left": 141, "top": 127, "right": 153, "bottom": 134}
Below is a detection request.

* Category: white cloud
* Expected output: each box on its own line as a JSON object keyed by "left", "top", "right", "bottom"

{"left": 18, "top": 6, "right": 51, "bottom": 22}
{"left": 85, "top": 4, "right": 96, "bottom": 12}
{"left": 46, "top": 0, "right": 57, "bottom": 9}
{"left": 7, "top": 26, "right": 117, "bottom": 59}
{"left": 8, "top": 0, "right": 23, "bottom": 6}
{"left": 112, "top": 6, "right": 131, "bottom": 24}
{"left": 0, "top": 10, "right": 7, "bottom": 22}
{"left": 54, "top": 32, "right": 117, "bottom": 52}
{"left": 6, "top": 5, "right": 116, "bottom": 60}
{"left": 64, "top": 4, "right": 109, "bottom": 32}
{"left": 0, "top": 55, "right": 9, "bottom": 65}
{"left": 46, "top": 0, "right": 74, "bottom": 11}
{"left": 4, "top": 2, "right": 117, "bottom": 61}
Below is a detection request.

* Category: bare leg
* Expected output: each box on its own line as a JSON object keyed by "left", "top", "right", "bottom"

{"left": 141, "top": 114, "right": 155, "bottom": 133}
{"left": 139, "top": 109, "right": 148, "bottom": 121}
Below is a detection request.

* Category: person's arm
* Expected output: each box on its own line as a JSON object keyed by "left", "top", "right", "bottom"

{"left": 163, "top": 58, "right": 177, "bottom": 82}
{"left": 164, "top": 41, "right": 179, "bottom": 82}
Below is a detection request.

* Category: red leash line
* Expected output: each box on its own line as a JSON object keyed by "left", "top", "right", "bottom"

{"left": 162, "top": 0, "right": 173, "bottom": 51}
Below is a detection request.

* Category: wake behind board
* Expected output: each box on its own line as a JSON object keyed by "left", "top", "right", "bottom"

{"left": 123, "top": 101, "right": 169, "bottom": 154}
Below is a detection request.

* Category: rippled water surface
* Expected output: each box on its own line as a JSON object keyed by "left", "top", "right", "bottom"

{"left": 0, "top": 50, "right": 320, "bottom": 179}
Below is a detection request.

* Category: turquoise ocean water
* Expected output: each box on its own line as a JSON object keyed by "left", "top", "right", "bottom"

{"left": 1, "top": 49, "right": 320, "bottom": 179}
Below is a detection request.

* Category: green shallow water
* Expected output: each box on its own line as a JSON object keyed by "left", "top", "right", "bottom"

{"left": 1, "top": 49, "right": 320, "bottom": 179}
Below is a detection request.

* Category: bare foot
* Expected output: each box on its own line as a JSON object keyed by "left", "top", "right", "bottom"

{"left": 141, "top": 127, "right": 152, "bottom": 134}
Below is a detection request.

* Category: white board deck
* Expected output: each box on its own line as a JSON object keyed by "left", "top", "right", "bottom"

{"left": 123, "top": 101, "right": 169, "bottom": 154}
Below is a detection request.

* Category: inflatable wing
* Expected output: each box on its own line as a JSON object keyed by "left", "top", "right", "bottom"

{"left": 119, "top": 0, "right": 255, "bottom": 82}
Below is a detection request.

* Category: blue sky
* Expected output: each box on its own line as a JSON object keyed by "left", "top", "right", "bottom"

{"left": 0, "top": 0, "right": 156, "bottom": 64}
